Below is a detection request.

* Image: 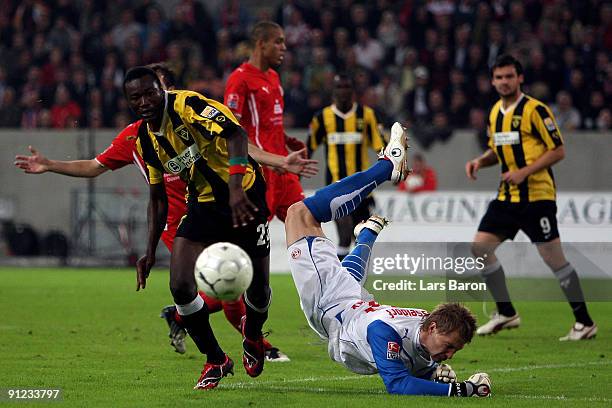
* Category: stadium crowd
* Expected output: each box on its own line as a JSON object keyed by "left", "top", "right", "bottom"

{"left": 0, "top": 0, "right": 610, "bottom": 137}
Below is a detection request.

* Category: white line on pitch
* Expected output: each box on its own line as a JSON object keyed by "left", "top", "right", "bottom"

{"left": 488, "top": 360, "right": 611, "bottom": 373}
{"left": 223, "top": 360, "right": 611, "bottom": 388}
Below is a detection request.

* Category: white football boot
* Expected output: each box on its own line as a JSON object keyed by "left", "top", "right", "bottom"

{"left": 476, "top": 312, "right": 521, "bottom": 335}
{"left": 559, "top": 322, "right": 598, "bottom": 341}
{"left": 379, "top": 122, "right": 411, "bottom": 184}
{"left": 354, "top": 215, "right": 389, "bottom": 238}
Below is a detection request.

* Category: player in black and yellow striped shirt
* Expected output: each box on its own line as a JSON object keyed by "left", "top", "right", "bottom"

{"left": 124, "top": 66, "right": 271, "bottom": 388}
{"left": 465, "top": 55, "right": 596, "bottom": 341}
{"left": 308, "top": 74, "right": 386, "bottom": 258}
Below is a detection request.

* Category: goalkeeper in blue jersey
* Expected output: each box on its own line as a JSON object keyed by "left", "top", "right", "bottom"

{"left": 284, "top": 122, "right": 492, "bottom": 397}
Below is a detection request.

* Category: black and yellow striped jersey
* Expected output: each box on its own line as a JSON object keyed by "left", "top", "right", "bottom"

{"left": 136, "top": 90, "right": 258, "bottom": 203}
{"left": 308, "top": 103, "right": 386, "bottom": 184}
{"left": 487, "top": 94, "right": 563, "bottom": 202}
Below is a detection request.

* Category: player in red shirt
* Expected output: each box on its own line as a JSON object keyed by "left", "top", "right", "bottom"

{"left": 14, "top": 64, "right": 316, "bottom": 361}
{"left": 225, "top": 21, "right": 306, "bottom": 222}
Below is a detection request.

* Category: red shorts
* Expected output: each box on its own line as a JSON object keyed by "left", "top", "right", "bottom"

{"left": 159, "top": 206, "right": 185, "bottom": 252}
{"left": 263, "top": 168, "right": 304, "bottom": 222}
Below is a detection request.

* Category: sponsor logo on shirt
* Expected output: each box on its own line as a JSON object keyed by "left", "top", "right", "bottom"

{"left": 227, "top": 93, "right": 239, "bottom": 109}
{"left": 493, "top": 131, "right": 520, "bottom": 146}
{"left": 273, "top": 99, "right": 283, "bottom": 115}
{"left": 164, "top": 144, "right": 201, "bottom": 174}
{"left": 327, "top": 132, "right": 363, "bottom": 145}
{"left": 201, "top": 106, "right": 220, "bottom": 119}
{"left": 387, "top": 341, "right": 400, "bottom": 360}
{"left": 261, "top": 86, "right": 270, "bottom": 94}
{"left": 385, "top": 308, "right": 429, "bottom": 319}
{"left": 544, "top": 117, "right": 557, "bottom": 132}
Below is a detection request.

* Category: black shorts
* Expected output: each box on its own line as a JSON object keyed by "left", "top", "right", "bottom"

{"left": 478, "top": 199, "right": 559, "bottom": 243}
{"left": 176, "top": 177, "right": 271, "bottom": 258}
{"left": 351, "top": 196, "right": 375, "bottom": 225}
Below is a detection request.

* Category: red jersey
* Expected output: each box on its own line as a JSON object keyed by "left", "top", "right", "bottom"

{"left": 96, "top": 120, "right": 187, "bottom": 250}
{"left": 224, "top": 62, "right": 287, "bottom": 154}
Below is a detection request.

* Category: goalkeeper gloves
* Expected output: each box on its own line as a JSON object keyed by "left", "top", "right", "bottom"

{"left": 450, "top": 372, "right": 491, "bottom": 397}
{"left": 432, "top": 364, "right": 456, "bottom": 383}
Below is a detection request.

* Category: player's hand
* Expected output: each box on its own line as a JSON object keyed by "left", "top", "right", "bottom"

{"left": 136, "top": 254, "right": 155, "bottom": 291}
{"left": 282, "top": 149, "right": 319, "bottom": 178}
{"left": 501, "top": 169, "right": 527, "bottom": 185}
{"left": 286, "top": 136, "right": 307, "bottom": 158}
{"left": 229, "top": 186, "right": 258, "bottom": 227}
{"left": 431, "top": 363, "right": 456, "bottom": 384}
{"left": 465, "top": 159, "right": 480, "bottom": 180}
{"left": 451, "top": 373, "right": 491, "bottom": 397}
{"left": 14, "top": 145, "right": 50, "bottom": 174}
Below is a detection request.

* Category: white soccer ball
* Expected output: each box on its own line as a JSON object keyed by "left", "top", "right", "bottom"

{"left": 194, "top": 242, "right": 253, "bottom": 301}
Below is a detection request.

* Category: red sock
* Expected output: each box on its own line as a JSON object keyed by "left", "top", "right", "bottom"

{"left": 199, "top": 291, "right": 222, "bottom": 313}
{"left": 221, "top": 297, "right": 246, "bottom": 332}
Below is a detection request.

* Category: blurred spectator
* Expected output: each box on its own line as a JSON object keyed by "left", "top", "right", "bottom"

{"left": 50, "top": 84, "right": 81, "bottom": 128}
{"left": 20, "top": 90, "right": 43, "bottom": 129}
{"left": 582, "top": 91, "right": 606, "bottom": 130}
{"left": 552, "top": 91, "right": 581, "bottom": 131}
{"left": 470, "top": 107, "right": 489, "bottom": 151}
{"left": 303, "top": 47, "right": 334, "bottom": 93}
{"left": 405, "top": 66, "right": 431, "bottom": 125}
{"left": 596, "top": 109, "right": 612, "bottom": 131}
{"left": 397, "top": 153, "right": 438, "bottom": 193}
{"left": 0, "top": 87, "right": 22, "bottom": 127}
{"left": 353, "top": 27, "right": 384, "bottom": 71}
{"left": 0, "top": 0, "right": 607, "bottom": 134}
{"left": 111, "top": 10, "right": 143, "bottom": 51}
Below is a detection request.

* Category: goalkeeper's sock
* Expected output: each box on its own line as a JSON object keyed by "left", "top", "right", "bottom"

{"left": 342, "top": 228, "right": 377, "bottom": 284}
{"left": 303, "top": 160, "right": 392, "bottom": 223}
{"left": 177, "top": 296, "right": 225, "bottom": 364}
{"left": 553, "top": 263, "right": 594, "bottom": 326}
{"left": 481, "top": 261, "right": 516, "bottom": 317}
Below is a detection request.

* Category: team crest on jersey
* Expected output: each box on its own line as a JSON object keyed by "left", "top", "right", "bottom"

{"left": 291, "top": 248, "right": 301, "bottom": 259}
{"left": 511, "top": 115, "right": 522, "bottom": 129}
{"left": 227, "top": 93, "right": 239, "bottom": 109}
{"left": 201, "top": 106, "right": 220, "bottom": 119}
{"left": 387, "top": 342, "right": 400, "bottom": 360}
{"left": 175, "top": 125, "right": 191, "bottom": 141}
{"left": 216, "top": 115, "right": 226, "bottom": 122}
{"left": 356, "top": 118, "right": 364, "bottom": 131}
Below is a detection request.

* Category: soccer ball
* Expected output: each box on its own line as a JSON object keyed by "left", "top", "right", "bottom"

{"left": 194, "top": 242, "right": 253, "bottom": 301}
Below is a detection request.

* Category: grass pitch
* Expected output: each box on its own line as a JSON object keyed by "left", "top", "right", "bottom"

{"left": 0, "top": 267, "right": 610, "bottom": 407}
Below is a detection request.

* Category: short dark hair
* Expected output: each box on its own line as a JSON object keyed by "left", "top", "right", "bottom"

{"left": 147, "top": 63, "right": 177, "bottom": 88}
{"left": 421, "top": 303, "right": 477, "bottom": 344}
{"left": 491, "top": 54, "right": 523, "bottom": 77}
{"left": 249, "top": 21, "right": 282, "bottom": 46}
{"left": 123, "top": 66, "right": 162, "bottom": 94}
{"left": 333, "top": 72, "right": 354, "bottom": 87}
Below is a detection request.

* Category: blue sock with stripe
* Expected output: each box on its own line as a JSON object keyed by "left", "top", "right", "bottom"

{"left": 342, "top": 227, "right": 377, "bottom": 284}
{"left": 303, "top": 160, "right": 392, "bottom": 223}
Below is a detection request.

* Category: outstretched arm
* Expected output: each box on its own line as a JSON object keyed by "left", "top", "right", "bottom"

{"left": 15, "top": 145, "right": 108, "bottom": 177}
{"left": 248, "top": 143, "right": 318, "bottom": 178}
{"left": 367, "top": 321, "right": 451, "bottom": 396}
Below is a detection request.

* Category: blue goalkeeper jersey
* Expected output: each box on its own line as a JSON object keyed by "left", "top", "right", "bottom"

{"left": 329, "top": 301, "right": 451, "bottom": 396}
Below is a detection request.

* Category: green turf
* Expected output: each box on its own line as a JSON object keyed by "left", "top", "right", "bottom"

{"left": 0, "top": 267, "right": 610, "bottom": 407}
